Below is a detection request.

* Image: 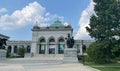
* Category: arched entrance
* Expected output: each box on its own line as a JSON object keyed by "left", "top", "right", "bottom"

{"left": 48, "top": 37, "right": 56, "bottom": 54}
{"left": 58, "top": 37, "right": 65, "bottom": 54}
{"left": 8, "top": 46, "right": 12, "bottom": 53}
{"left": 14, "top": 45, "right": 18, "bottom": 53}
{"left": 39, "top": 37, "right": 46, "bottom": 54}
{"left": 26, "top": 45, "right": 31, "bottom": 53}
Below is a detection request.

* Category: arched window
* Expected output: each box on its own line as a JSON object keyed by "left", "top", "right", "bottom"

{"left": 49, "top": 38, "right": 55, "bottom": 42}
{"left": 40, "top": 38, "right": 45, "bottom": 43}
{"left": 59, "top": 38, "right": 64, "bottom": 42}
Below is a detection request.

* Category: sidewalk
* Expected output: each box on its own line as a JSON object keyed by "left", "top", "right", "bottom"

{"left": 0, "top": 63, "right": 100, "bottom": 71}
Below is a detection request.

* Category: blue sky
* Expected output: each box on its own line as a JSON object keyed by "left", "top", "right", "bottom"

{"left": 0, "top": 0, "right": 94, "bottom": 40}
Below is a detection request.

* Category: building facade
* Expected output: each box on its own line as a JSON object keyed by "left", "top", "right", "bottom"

{"left": 0, "top": 20, "right": 94, "bottom": 57}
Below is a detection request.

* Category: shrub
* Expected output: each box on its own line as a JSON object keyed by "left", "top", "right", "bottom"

{"left": 112, "top": 43, "right": 120, "bottom": 57}
{"left": 77, "top": 55, "right": 83, "bottom": 60}
{"left": 87, "top": 40, "right": 112, "bottom": 64}
{"left": 6, "top": 49, "right": 11, "bottom": 58}
{"left": 17, "top": 47, "right": 25, "bottom": 57}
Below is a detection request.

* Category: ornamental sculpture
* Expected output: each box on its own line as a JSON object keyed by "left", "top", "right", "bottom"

{"left": 0, "top": 38, "right": 7, "bottom": 49}
{"left": 66, "top": 34, "right": 75, "bottom": 48}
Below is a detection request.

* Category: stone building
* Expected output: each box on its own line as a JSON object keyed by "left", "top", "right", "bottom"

{"left": 0, "top": 20, "right": 94, "bottom": 57}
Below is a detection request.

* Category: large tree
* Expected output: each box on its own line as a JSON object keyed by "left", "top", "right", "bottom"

{"left": 86, "top": 0, "right": 120, "bottom": 41}
{"left": 86, "top": 0, "right": 120, "bottom": 63}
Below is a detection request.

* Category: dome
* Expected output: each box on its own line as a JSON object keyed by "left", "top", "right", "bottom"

{"left": 50, "top": 20, "right": 65, "bottom": 27}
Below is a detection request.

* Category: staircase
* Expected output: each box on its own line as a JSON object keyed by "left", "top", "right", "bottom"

{"left": 0, "top": 54, "right": 64, "bottom": 64}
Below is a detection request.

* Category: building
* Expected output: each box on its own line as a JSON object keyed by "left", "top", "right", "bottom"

{"left": 1, "top": 20, "right": 94, "bottom": 57}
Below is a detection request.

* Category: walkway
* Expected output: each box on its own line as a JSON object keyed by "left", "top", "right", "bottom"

{"left": 0, "top": 58, "right": 100, "bottom": 71}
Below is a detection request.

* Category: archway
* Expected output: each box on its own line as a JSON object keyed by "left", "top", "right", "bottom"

{"left": 58, "top": 37, "right": 65, "bottom": 54}
{"left": 48, "top": 37, "right": 55, "bottom": 54}
{"left": 39, "top": 37, "right": 46, "bottom": 54}
{"left": 14, "top": 45, "right": 18, "bottom": 53}
{"left": 8, "top": 46, "right": 12, "bottom": 53}
{"left": 26, "top": 45, "right": 31, "bottom": 53}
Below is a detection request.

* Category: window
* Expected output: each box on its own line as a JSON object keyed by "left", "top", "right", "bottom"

{"left": 49, "top": 38, "right": 55, "bottom": 42}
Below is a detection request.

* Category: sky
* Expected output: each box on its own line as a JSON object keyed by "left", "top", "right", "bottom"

{"left": 0, "top": 0, "right": 94, "bottom": 40}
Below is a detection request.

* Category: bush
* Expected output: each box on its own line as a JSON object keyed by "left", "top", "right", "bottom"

{"left": 112, "top": 43, "right": 120, "bottom": 57}
{"left": 77, "top": 55, "right": 83, "bottom": 60}
{"left": 17, "top": 47, "right": 25, "bottom": 57}
{"left": 6, "top": 49, "right": 11, "bottom": 58}
{"left": 87, "top": 40, "right": 112, "bottom": 64}
{"left": 85, "top": 55, "right": 93, "bottom": 62}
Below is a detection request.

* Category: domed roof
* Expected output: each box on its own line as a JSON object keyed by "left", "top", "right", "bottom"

{"left": 50, "top": 20, "right": 65, "bottom": 27}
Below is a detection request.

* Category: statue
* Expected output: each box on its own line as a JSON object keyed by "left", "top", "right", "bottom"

{"left": 0, "top": 38, "right": 7, "bottom": 49}
{"left": 66, "top": 34, "right": 75, "bottom": 48}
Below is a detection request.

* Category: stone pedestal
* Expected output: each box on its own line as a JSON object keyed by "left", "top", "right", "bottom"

{"left": 63, "top": 48, "right": 78, "bottom": 63}
{"left": 0, "top": 50, "right": 7, "bottom": 60}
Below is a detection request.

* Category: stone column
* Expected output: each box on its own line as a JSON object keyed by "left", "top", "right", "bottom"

{"left": 80, "top": 45, "right": 83, "bottom": 55}
{"left": 11, "top": 45, "right": 14, "bottom": 54}
{"left": 55, "top": 44, "right": 58, "bottom": 54}
{"left": 31, "top": 41, "right": 38, "bottom": 54}
{"left": 45, "top": 43, "right": 48, "bottom": 55}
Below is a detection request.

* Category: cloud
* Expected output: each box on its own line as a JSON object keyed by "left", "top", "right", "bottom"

{"left": 74, "top": 0, "right": 95, "bottom": 40}
{"left": 0, "top": 1, "right": 64, "bottom": 30}
{"left": 0, "top": 8, "right": 7, "bottom": 13}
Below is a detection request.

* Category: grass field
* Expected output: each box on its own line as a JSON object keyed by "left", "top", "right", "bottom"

{"left": 85, "top": 62, "right": 120, "bottom": 71}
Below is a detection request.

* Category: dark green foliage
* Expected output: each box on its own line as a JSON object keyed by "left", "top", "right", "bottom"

{"left": 86, "top": 0, "right": 120, "bottom": 64}
{"left": 87, "top": 41, "right": 112, "bottom": 64}
{"left": 86, "top": 0, "right": 120, "bottom": 41}
{"left": 6, "top": 49, "right": 11, "bottom": 57}
{"left": 77, "top": 55, "right": 85, "bottom": 61}
{"left": 17, "top": 47, "right": 25, "bottom": 57}
{"left": 112, "top": 42, "right": 120, "bottom": 57}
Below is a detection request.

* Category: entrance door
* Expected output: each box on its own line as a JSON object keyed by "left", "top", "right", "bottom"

{"left": 49, "top": 45, "right": 55, "bottom": 54}
{"left": 39, "top": 44, "right": 45, "bottom": 54}
{"left": 58, "top": 44, "right": 65, "bottom": 54}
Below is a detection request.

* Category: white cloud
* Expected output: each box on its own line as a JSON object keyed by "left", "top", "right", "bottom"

{"left": 0, "top": 8, "right": 7, "bottom": 13}
{"left": 0, "top": 1, "right": 64, "bottom": 30}
{"left": 74, "top": 0, "right": 95, "bottom": 40}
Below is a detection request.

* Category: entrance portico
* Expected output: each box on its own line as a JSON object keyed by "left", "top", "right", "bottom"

{"left": 31, "top": 20, "right": 73, "bottom": 55}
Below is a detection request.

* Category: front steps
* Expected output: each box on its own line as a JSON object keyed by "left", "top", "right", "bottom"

{"left": 0, "top": 57, "right": 63, "bottom": 64}
{"left": 0, "top": 54, "right": 65, "bottom": 64}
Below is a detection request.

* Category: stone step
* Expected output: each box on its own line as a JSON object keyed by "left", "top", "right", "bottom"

{"left": 33, "top": 54, "right": 64, "bottom": 58}
{"left": 0, "top": 58, "right": 63, "bottom": 64}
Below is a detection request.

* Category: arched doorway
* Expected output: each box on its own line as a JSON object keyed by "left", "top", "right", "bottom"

{"left": 26, "top": 45, "right": 31, "bottom": 53}
{"left": 39, "top": 37, "right": 46, "bottom": 54}
{"left": 48, "top": 37, "right": 55, "bottom": 54}
{"left": 58, "top": 37, "right": 65, "bottom": 54}
{"left": 14, "top": 45, "right": 18, "bottom": 53}
{"left": 8, "top": 46, "right": 12, "bottom": 53}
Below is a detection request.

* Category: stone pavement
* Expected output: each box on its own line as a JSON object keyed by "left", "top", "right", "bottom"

{"left": 0, "top": 58, "right": 100, "bottom": 71}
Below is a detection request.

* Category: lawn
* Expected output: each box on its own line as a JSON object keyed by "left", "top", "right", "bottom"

{"left": 84, "top": 62, "right": 120, "bottom": 71}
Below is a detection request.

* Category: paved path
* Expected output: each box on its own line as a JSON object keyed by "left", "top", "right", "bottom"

{"left": 0, "top": 58, "right": 100, "bottom": 71}
{"left": 0, "top": 63, "right": 100, "bottom": 71}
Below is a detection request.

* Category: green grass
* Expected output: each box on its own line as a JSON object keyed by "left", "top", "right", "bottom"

{"left": 84, "top": 62, "right": 120, "bottom": 71}
{"left": 94, "top": 67, "right": 120, "bottom": 71}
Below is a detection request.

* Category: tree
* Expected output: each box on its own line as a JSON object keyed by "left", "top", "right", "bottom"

{"left": 86, "top": 0, "right": 120, "bottom": 63}
{"left": 86, "top": 0, "right": 120, "bottom": 41}
{"left": 17, "top": 47, "right": 25, "bottom": 57}
{"left": 87, "top": 41, "right": 112, "bottom": 64}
